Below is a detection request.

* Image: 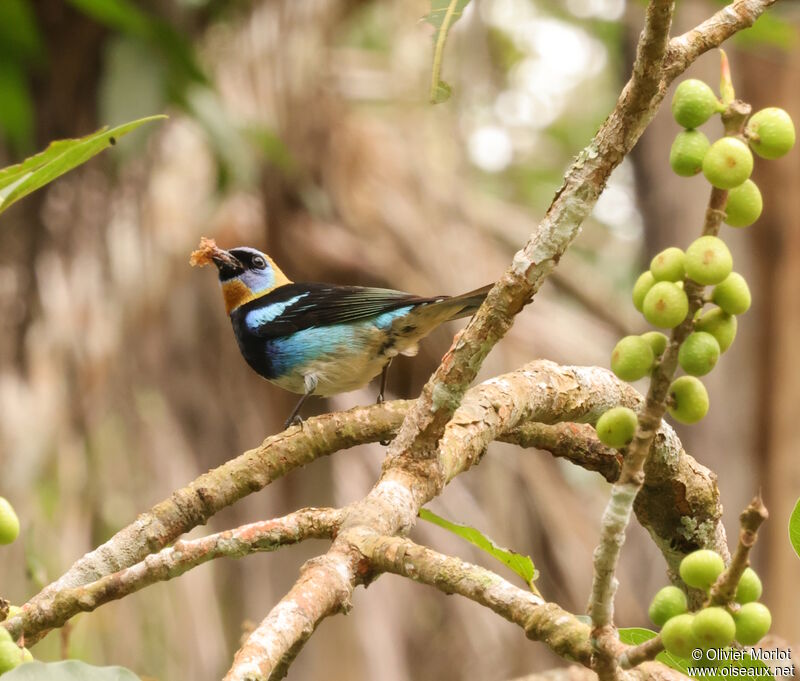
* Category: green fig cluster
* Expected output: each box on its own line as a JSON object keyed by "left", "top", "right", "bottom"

{"left": 669, "top": 76, "right": 796, "bottom": 231}
{"left": 652, "top": 551, "right": 771, "bottom": 657}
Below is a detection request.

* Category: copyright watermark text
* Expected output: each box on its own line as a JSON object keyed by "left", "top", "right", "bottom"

{"left": 687, "top": 647, "right": 795, "bottom": 677}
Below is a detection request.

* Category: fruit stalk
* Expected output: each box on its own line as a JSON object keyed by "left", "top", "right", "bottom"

{"left": 620, "top": 635, "right": 665, "bottom": 670}
{"left": 708, "top": 495, "right": 768, "bottom": 606}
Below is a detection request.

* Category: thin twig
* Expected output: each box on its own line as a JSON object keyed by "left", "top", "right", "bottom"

{"left": 709, "top": 495, "right": 768, "bottom": 606}
{"left": 620, "top": 635, "right": 665, "bottom": 669}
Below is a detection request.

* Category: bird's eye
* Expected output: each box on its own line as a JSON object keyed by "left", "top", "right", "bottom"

{"left": 252, "top": 256, "right": 267, "bottom": 270}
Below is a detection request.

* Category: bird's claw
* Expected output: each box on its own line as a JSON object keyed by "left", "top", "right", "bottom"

{"left": 284, "top": 415, "right": 304, "bottom": 430}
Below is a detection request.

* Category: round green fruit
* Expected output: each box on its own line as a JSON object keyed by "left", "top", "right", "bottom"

{"left": 685, "top": 236, "right": 733, "bottom": 286}
{"left": 692, "top": 607, "right": 736, "bottom": 650}
{"left": 641, "top": 331, "right": 668, "bottom": 357}
{"left": 670, "top": 130, "right": 711, "bottom": 177}
{"left": 735, "top": 602, "right": 772, "bottom": 646}
{"left": 735, "top": 567, "right": 763, "bottom": 604}
{"left": 678, "top": 332, "right": 720, "bottom": 377}
{"left": 746, "top": 107, "right": 796, "bottom": 160}
{"left": 611, "top": 336, "right": 654, "bottom": 382}
{"left": 632, "top": 271, "right": 656, "bottom": 313}
{"left": 0, "top": 627, "right": 10, "bottom": 644}
{"left": 672, "top": 80, "right": 720, "bottom": 129}
{"left": 661, "top": 613, "right": 698, "bottom": 658}
{"left": 712, "top": 273, "right": 751, "bottom": 315}
{"left": 595, "top": 407, "right": 638, "bottom": 449}
{"left": 680, "top": 549, "right": 725, "bottom": 590}
{"left": 669, "top": 376, "right": 710, "bottom": 424}
{"left": 650, "top": 247, "right": 686, "bottom": 282}
{"left": 643, "top": 281, "right": 689, "bottom": 329}
{"left": 695, "top": 308, "right": 737, "bottom": 353}
{"left": 0, "top": 497, "right": 19, "bottom": 545}
{"left": 702, "top": 137, "right": 754, "bottom": 190}
{"left": 725, "top": 180, "right": 763, "bottom": 228}
{"left": 0, "top": 641, "right": 25, "bottom": 674}
{"left": 648, "top": 585, "right": 688, "bottom": 627}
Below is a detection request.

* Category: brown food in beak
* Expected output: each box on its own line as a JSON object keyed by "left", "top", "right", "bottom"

{"left": 190, "top": 237, "right": 240, "bottom": 270}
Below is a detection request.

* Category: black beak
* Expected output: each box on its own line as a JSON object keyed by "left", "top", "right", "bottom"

{"left": 211, "top": 248, "right": 244, "bottom": 278}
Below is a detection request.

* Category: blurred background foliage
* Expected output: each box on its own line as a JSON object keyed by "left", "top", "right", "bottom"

{"left": 0, "top": 1, "right": 798, "bottom": 679}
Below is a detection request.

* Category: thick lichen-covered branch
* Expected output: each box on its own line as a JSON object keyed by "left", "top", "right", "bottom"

{"left": 8, "top": 363, "right": 722, "bottom": 653}
{"left": 225, "top": 362, "right": 722, "bottom": 680}
{"left": 1, "top": 509, "right": 343, "bottom": 640}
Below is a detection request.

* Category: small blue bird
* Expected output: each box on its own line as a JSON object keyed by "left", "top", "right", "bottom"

{"left": 192, "top": 238, "right": 491, "bottom": 426}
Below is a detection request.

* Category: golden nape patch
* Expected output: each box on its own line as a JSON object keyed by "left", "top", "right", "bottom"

{"left": 265, "top": 256, "right": 291, "bottom": 288}
{"left": 189, "top": 236, "right": 219, "bottom": 267}
{"left": 222, "top": 279, "right": 258, "bottom": 315}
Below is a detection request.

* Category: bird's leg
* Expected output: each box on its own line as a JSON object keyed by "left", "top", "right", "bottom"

{"left": 377, "top": 358, "right": 393, "bottom": 404}
{"left": 284, "top": 392, "right": 311, "bottom": 430}
{"left": 378, "top": 359, "right": 394, "bottom": 446}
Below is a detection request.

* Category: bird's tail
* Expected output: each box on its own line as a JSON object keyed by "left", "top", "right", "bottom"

{"left": 432, "top": 283, "right": 493, "bottom": 321}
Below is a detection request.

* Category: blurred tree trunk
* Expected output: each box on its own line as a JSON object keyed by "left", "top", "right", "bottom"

{"left": 0, "top": 1, "right": 104, "bottom": 367}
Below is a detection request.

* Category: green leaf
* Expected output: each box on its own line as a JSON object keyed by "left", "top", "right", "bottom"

{"left": 1, "top": 660, "right": 141, "bottom": 680}
{"left": 0, "top": 115, "right": 166, "bottom": 214}
{"left": 790, "top": 496, "right": 800, "bottom": 560}
{"left": 424, "top": 0, "right": 472, "bottom": 104}
{"left": 418, "top": 508, "right": 537, "bottom": 589}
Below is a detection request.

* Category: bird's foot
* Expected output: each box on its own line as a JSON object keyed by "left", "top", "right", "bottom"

{"left": 376, "top": 392, "right": 385, "bottom": 405}
{"left": 284, "top": 414, "right": 304, "bottom": 430}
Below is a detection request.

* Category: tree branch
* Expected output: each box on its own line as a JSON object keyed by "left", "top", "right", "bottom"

{"left": 362, "top": 536, "right": 689, "bottom": 681}
{"left": 24, "top": 401, "right": 409, "bottom": 611}
{"left": 709, "top": 494, "right": 768, "bottom": 606}
{"left": 224, "top": 362, "right": 722, "bottom": 680}
{"left": 2, "top": 509, "right": 343, "bottom": 640}
{"left": 9, "top": 362, "right": 723, "bottom": 650}
{"left": 361, "top": 534, "right": 590, "bottom": 664}
{"left": 505, "top": 422, "right": 623, "bottom": 482}
{"left": 662, "top": 0, "right": 778, "bottom": 83}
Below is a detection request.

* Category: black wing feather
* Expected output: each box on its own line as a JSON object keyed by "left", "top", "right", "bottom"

{"left": 234, "top": 282, "right": 439, "bottom": 338}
